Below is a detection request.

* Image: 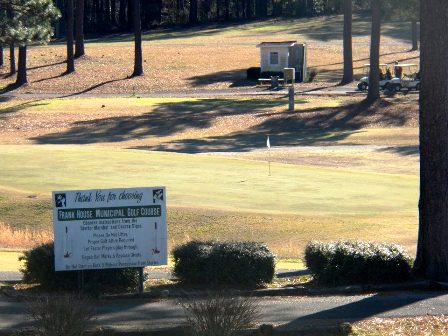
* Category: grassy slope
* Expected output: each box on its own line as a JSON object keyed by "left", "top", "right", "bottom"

{"left": 0, "top": 145, "right": 417, "bottom": 216}
{"left": 0, "top": 145, "right": 418, "bottom": 259}
{"left": 0, "top": 95, "right": 420, "bottom": 259}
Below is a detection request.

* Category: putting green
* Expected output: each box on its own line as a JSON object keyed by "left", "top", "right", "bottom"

{"left": 0, "top": 145, "right": 417, "bottom": 217}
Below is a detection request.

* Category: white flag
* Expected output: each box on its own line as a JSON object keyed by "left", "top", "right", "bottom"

{"left": 267, "top": 136, "right": 271, "bottom": 149}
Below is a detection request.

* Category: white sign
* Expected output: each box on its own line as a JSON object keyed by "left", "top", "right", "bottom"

{"left": 53, "top": 187, "right": 167, "bottom": 271}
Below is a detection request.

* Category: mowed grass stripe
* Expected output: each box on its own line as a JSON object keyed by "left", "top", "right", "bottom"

{"left": 0, "top": 145, "right": 417, "bottom": 216}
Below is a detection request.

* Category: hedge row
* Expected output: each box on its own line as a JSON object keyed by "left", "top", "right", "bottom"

{"left": 173, "top": 240, "right": 275, "bottom": 287}
{"left": 304, "top": 240, "right": 412, "bottom": 286}
{"left": 20, "top": 242, "right": 139, "bottom": 293}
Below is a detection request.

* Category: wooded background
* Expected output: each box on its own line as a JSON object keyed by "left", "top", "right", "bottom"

{"left": 53, "top": 0, "right": 409, "bottom": 35}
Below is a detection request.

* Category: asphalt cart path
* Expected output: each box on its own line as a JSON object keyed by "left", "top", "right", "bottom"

{"left": 1, "top": 291, "right": 447, "bottom": 334}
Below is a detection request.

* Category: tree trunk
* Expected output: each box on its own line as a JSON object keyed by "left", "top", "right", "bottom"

{"left": 119, "top": 0, "right": 127, "bottom": 27}
{"left": 104, "top": 0, "right": 111, "bottom": 27}
{"left": 15, "top": 46, "right": 27, "bottom": 86}
{"left": 341, "top": 0, "right": 353, "bottom": 84}
{"left": 111, "top": 0, "right": 118, "bottom": 26}
{"left": 9, "top": 43, "right": 16, "bottom": 76}
{"left": 272, "top": 0, "right": 282, "bottom": 16}
{"left": 75, "top": 0, "right": 85, "bottom": 58}
{"left": 66, "top": 0, "right": 75, "bottom": 73}
{"left": 414, "top": 0, "right": 448, "bottom": 281}
{"left": 127, "top": 0, "right": 133, "bottom": 29}
{"left": 132, "top": 0, "right": 143, "bottom": 76}
{"left": 411, "top": 20, "right": 418, "bottom": 51}
{"left": 367, "top": 0, "right": 381, "bottom": 102}
{"left": 189, "top": 0, "right": 198, "bottom": 24}
{"left": 0, "top": 44, "right": 3, "bottom": 67}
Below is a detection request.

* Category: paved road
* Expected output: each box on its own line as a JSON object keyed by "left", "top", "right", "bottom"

{"left": 0, "top": 292, "right": 447, "bottom": 333}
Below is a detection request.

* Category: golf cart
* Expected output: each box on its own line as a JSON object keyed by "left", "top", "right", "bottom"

{"left": 357, "top": 64, "right": 392, "bottom": 91}
{"left": 385, "top": 64, "right": 420, "bottom": 92}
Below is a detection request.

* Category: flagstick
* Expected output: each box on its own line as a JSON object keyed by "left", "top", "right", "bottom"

{"left": 267, "top": 135, "right": 271, "bottom": 176}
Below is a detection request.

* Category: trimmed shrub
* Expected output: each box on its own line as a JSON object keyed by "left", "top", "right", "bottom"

{"left": 20, "top": 242, "right": 139, "bottom": 293}
{"left": 173, "top": 241, "right": 275, "bottom": 287}
{"left": 304, "top": 240, "right": 412, "bottom": 286}
{"left": 246, "top": 67, "right": 261, "bottom": 80}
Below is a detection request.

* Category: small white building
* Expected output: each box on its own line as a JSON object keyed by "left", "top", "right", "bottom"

{"left": 257, "top": 41, "right": 307, "bottom": 82}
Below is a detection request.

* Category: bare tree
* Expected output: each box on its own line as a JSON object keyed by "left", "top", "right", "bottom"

{"left": 66, "top": 0, "right": 75, "bottom": 73}
{"left": 189, "top": 0, "right": 198, "bottom": 24}
{"left": 75, "top": 0, "right": 85, "bottom": 58}
{"left": 131, "top": 0, "right": 143, "bottom": 76}
{"left": 414, "top": 0, "right": 448, "bottom": 281}
{"left": 367, "top": 0, "right": 381, "bottom": 102}
{"left": 341, "top": 0, "right": 353, "bottom": 84}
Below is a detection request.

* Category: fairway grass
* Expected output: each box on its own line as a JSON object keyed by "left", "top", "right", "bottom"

{"left": 0, "top": 145, "right": 417, "bottom": 216}
{"left": 0, "top": 145, "right": 418, "bottom": 258}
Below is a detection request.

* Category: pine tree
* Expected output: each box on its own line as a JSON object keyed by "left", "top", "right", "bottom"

{"left": 0, "top": 0, "right": 60, "bottom": 86}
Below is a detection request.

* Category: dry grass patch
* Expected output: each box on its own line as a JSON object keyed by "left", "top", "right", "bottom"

{"left": 0, "top": 222, "right": 52, "bottom": 249}
{"left": 0, "top": 15, "right": 419, "bottom": 94}
{"left": 351, "top": 316, "right": 448, "bottom": 336}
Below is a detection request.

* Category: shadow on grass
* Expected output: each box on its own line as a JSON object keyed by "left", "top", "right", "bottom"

{"left": 62, "top": 77, "right": 129, "bottom": 97}
{"left": 275, "top": 292, "right": 442, "bottom": 334}
{"left": 32, "top": 71, "right": 68, "bottom": 83}
{"left": 28, "top": 60, "right": 66, "bottom": 71}
{"left": 31, "top": 98, "right": 415, "bottom": 154}
{"left": 133, "top": 99, "right": 411, "bottom": 152}
{"left": 0, "top": 82, "right": 23, "bottom": 94}
{"left": 187, "top": 69, "right": 254, "bottom": 88}
{"left": 378, "top": 145, "right": 419, "bottom": 156}
{"left": 32, "top": 98, "right": 286, "bottom": 145}
{"left": 0, "top": 100, "right": 49, "bottom": 116}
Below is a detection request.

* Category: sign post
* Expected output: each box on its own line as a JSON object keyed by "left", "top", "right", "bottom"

{"left": 52, "top": 187, "right": 167, "bottom": 293}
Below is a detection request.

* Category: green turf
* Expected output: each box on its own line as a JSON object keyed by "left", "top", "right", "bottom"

{"left": 0, "top": 251, "right": 24, "bottom": 272}
{"left": 0, "top": 145, "right": 417, "bottom": 217}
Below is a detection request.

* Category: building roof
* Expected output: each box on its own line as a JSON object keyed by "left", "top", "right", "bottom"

{"left": 257, "top": 41, "right": 297, "bottom": 48}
